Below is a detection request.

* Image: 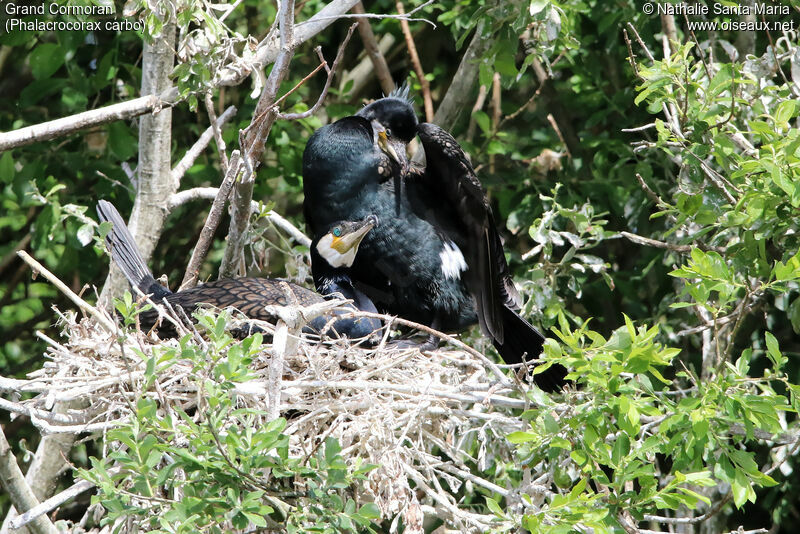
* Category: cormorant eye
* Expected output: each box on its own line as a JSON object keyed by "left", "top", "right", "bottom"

{"left": 332, "top": 227, "right": 342, "bottom": 237}
{"left": 385, "top": 128, "right": 392, "bottom": 137}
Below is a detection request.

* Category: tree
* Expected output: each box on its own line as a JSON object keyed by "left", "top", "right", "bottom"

{"left": 1, "top": 0, "right": 800, "bottom": 532}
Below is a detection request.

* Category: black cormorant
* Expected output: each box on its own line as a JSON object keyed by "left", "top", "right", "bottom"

{"left": 97, "top": 200, "right": 381, "bottom": 340}
{"left": 302, "top": 90, "right": 567, "bottom": 391}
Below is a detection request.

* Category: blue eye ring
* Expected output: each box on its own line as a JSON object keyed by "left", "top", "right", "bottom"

{"left": 333, "top": 227, "right": 342, "bottom": 237}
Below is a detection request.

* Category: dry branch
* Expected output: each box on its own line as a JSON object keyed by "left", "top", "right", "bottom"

{"left": 0, "top": 93, "right": 172, "bottom": 153}
{"left": 171, "top": 105, "right": 237, "bottom": 188}
{"left": 352, "top": 2, "right": 396, "bottom": 95}
{"left": 219, "top": 0, "right": 299, "bottom": 279}
{"left": 396, "top": 1, "right": 433, "bottom": 122}
{"left": 0, "top": 427, "right": 58, "bottom": 534}
{"left": 179, "top": 151, "right": 242, "bottom": 290}
{"left": 166, "top": 186, "right": 311, "bottom": 247}
{"left": 277, "top": 24, "right": 356, "bottom": 121}
{"left": 432, "top": 21, "right": 494, "bottom": 131}
{"left": 9, "top": 478, "right": 98, "bottom": 531}
{"left": 17, "top": 251, "right": 114, "bottom": 332}
{"left": 0, "top": 1, "right": 365, "bottom": 153}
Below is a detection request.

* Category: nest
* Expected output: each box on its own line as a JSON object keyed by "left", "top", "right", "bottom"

{"left": 9, "top": 296, "right": 547, "bottom": 533}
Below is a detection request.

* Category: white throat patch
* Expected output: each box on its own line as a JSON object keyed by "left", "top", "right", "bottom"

{"left": 316, "top": 233, "right": 357, "bottom": 268}
{"left": 440, "top": 241, "right": 467, "bottom": 280}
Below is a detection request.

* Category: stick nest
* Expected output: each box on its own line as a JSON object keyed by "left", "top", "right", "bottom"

{"left": 18, "top": 303, "right": 545, "bottom": 533}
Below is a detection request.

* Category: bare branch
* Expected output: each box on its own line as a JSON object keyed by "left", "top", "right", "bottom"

{"left": 0, "top": 427, "right": 58, "bottom": 534}
{"left": 168, "top": 186, "right": 311, "bottom": 247}
{"left": 396, "top": 0, "right": 434, "bottom": 122}
{"left": 17, "top": 251, "right": 115, "bottom": 332}
{"left": 277, "top": 24, "right": 356, "bottom": 120}
{"left": 352, "top": 2, "right": 396, "bottom": 95}
{"left": 179, "top": 151, "right": 242, "bottom": 290}
{"left": 0, "top": 92, "right": 173, "bottom": 152}
{"left": 171, "top": 105, "right": 237, "bottom": 188}
{"left": 299, "top": 0, "right": 437, "bottom": 29}
{"left": 205, "top": 94, "right": 230, "bottom": 173}
{"left": 9, "top": 478, "right": 98, "bottom": 531}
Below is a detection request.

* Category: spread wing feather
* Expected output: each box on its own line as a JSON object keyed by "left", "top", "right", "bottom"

{"left": 416, "top": 123, "right": 520, "bottom": 343}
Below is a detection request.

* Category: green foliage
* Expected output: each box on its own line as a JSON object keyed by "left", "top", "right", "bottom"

{"left": 513, "top": 184, "right": 614, "bottom": 326}
{"left": 4, "top": 0, "right": 800, "bottom": 531}
{"left": 506, "top": 313, "right": 790, "bottom": 530}
{"left": 79, "top": 309, "right": 379, "bottom": 533}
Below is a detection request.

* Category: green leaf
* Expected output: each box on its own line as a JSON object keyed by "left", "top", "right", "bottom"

{"left": 485, "top": 496, "right": 505, "bottom": 517}
{"left": 30, "top": 43, "right": 65, "bottom": 80}
{"left": 495, "top": 50, "right": 518, "bottom": 77}
{"left": 775, "top": 100, "right": 797, "bottom": 126}
{"left": 108, "top": 122, "right": 138, "bottom": 160}
{"left": 0, "top": 152, "right": 14, "bottom": 184}
{"left": 529, "top": 0, "right": 549, "bottom": 15}
{"left": 764, "top": 332, "right": 783, "bottom": 368}
{"left": 507, "top": 431, "right": 538, "bottom": 444}
{"left": 473, "top": 110, "right": 491, "bottom": 135}
{"left": 358, "top": 502, "right": 381, "bottom": 519}
{"left": 611, "top": 433, "right": 630, "bottom": 466}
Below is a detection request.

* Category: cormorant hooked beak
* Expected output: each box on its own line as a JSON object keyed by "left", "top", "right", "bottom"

{"left": 378, "top": 130, "right": 400, "bottom": 163}
{"left": 335, "top": 216, "right": 376, "bottom": 251}
{"left": 317, "top": 216, "right": 377, "bottom": 268}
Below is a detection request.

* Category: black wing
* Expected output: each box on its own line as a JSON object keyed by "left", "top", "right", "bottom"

{"left": 416, "top": 123, "right": 521, "bottom": 343}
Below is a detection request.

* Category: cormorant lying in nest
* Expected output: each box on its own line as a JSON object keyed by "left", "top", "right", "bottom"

{"left": 97, "top": 200, "right": 381, "bottom": 340}
{"left": 302, "top": 87, "right": 568, "bottom": 391}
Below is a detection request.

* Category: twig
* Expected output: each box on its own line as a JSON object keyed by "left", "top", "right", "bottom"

{"left": 334, "top": 310, "right": 519, "bottom": 389}
{"left": 396, "top": 0, "right": 433, "bottom": 122}
{"left": 171, "top": 105, "right": 236, "bottom": 187}
{"left": 352, "top": 2, "right": 396, "bottom": 96}
{"left": 0, "top": 426, "right": 58, "bottom": 534}
{"left": 500, "top": 84, "right": 544, "bottom": 125}
{"left": 166, "top": 187, "right": 311, "bottom": 246}
{"left": 681, "top": 12, "right": 712, "bottom": 80}
{"left": 644, "top": 493, "right": 732, "bottom": 525}
{"left": 273, "top": 61, "right": 326, "bottom": 109}
{"left": 277, "top": 24, "right": 356, "bottom": 120}
{"left": 619, "top": 231, "right": 692, "bottom": 252}
{"left": 9, "top": 478, "right": 97, "bottom": 530}
{"left": 623, "top": 29, "right": 639, "bottom": 77}
{"left": 546, "top": 113, "right": 571, "bottom": 160}
{"left": 0, "top": 92, "right": 173, "bottom": 152}
{"left": 179, "top": 151, "right": 242, "bottom": 290}
{"left": 621, "top": 123, "right": 656, "bottom": 132}
{"left": 17, "top": 251, "right": 115, "bottom": 332}
{"left": 301, "top": 0, "right": 437, "bottom": 29}
{"left": 466, "top": 84, "right": 488, "bottom": 143}
{"left": 205, "top": 94, "right": 229, "bottom": 174}
{"left": 489, "top": 72, "right": 501, "bottom": 172}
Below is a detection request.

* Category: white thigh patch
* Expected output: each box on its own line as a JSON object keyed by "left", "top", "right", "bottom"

{"left": 439, "top": 241, "right": 467, "bottom": 280}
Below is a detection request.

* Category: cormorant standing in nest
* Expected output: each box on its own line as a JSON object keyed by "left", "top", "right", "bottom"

{"left": 97, "top": 200, "right": 381, "bottom": 340}
{"left": 302, "top": 88, "right": 567, "bottom": 391}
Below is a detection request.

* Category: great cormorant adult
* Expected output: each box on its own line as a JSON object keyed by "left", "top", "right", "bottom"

{"left": 97, "top": 200, "right": 381, "bottom": 340}
{"left": 302, "top": 89, "right": 568, "bottom": 391}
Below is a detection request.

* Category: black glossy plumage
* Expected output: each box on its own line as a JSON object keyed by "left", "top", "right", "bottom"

{"left": 97, "top": 200, "right": 380, "bottom": 339}
{"left": 303, "top": 112, "right": 476, "bottom": 332}
{"left": 302, "top": 95, "right": 568, "bottom": 391}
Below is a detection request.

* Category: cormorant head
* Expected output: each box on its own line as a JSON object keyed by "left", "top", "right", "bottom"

{"left": 315, "top": 215, "right": 378, "bottom": 268}
{"left": 356, "top": 91, "right": 418, "bottom": 172}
